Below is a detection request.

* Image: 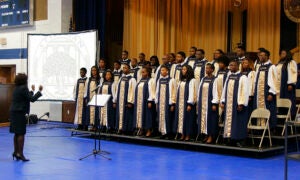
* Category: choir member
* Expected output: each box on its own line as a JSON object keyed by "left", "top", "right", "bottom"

{"left": 149, "top": 55, "right": 160, "bottom": 78}
{"left": 133, "top": 67, "right": 156, "bottom": 136}
{"left": 197, "top": 63, "right": 219, "bottom": 144}
{"left": 170, "top": 51, "right": 186, "bottom": 83}
{"left": 73, "top": 67, "right": 88, "bottom": 130}
{"left": 167, "top": 53, "right": 176, "bottom": 64}
{"left": 98, "top": 70, "right": 116, "bottom": 132}
{"left": 211, "top": 49, "right": 224, "bottom": 75}
{"left": 154, "top": 54, "right": 172, "bottom": 83}
{"left": 253, "top": 49, "right": 278, "bottom": 131}
{"left": 254, "top": 47, "right": 265, "bottom": 71}
{"left": 113, "top": 63, "right": 137, "bottom": 134}
{"left": 155, "top": 65, "right": 177, "bottom": 138}
{"left": 120, "top": 50, "right": 131, "bottom": 69}
{"left": 174, "top": 64, "right": 197, "bottom": 141}
{"left": 130, "top": 58, "right": 141, "bottom": 82}
{"left": 84, "top": 66, "right": 100, "bottom": 131}
{"left": 98, "top": 58, "right": 107, "bottom": 81}
{"left": 215, "top": 55, "right": 230, "bottom": 101}
{"left": 137, "top": 52, "right": 150, "bottom": 68}
{"left": 221, "top": 60, "right": 249, "bottom": 147}
{"left": 194, "top": 49, "right": 208, "bottom": 83}
{"left": 236, "top": 45, "right": 246, "bottom": 64}
{"left": 241, "top": 58, "right": 256, "bottom": 120}
{"left": 113, "top": 60, "right": 123, "bottom": 83}
{"left": 184, "top": 46, "right": 197, "bottom": 67}
{"left": 276, "top": 49, "right": 297, "bottom": 118}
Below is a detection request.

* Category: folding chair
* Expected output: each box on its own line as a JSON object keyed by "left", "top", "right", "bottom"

{"left": 247, "top": 108, "right": 272, "bottom": 148}
{"left": 277, "top": 98, "right": 292, "bottom": 136}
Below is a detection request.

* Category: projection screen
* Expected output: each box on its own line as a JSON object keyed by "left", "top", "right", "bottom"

{"left": 27, "top": 30, "right": 97, "bottom": 101}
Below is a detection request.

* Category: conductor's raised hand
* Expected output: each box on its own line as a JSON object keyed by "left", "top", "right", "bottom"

{"left": 31, "top": 85, "right": 35, "bottom": 91}
{"left": 39, "top": 85, "right": 43, "bottom": 91}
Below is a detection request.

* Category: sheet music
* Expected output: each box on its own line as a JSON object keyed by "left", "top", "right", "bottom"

{"left": 88, "top": 94, "right": 111, "bottom": 107}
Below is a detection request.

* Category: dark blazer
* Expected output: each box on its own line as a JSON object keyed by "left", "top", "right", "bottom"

{"left": 10, "top": 85, "right": 42, "bottom": 114}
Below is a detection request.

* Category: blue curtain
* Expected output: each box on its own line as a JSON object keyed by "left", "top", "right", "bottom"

{"left": 74, "top": 0, "right": 106, "bottom": 58}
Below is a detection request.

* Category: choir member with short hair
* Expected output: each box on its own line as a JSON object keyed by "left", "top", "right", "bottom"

{"left": 73, "top": 67, "right": 88, "bottom": 130}
{"left": 253, "top": 49, "right": 278, "bottom": 131}
{"left": 155, "top": 65, "right": 177, "bottom": 138}
{"left": 113, "top": 63, "right": 137, "bottom": 134}
{"left": 113, "top": 60, "right": 122, "bottom": 83}
{"left": 133, "top": 67, "right": 156, "bottom": 136}
{"left": 154, "top": 54, "right": 172, "bottom": 83}
{"left": 197, "top": 63, "right": 219, "bottom": 144}
{"left": 120, "top": 50, "right": 131, "bottom": 69}
{"left": 170, "top": 51, "right": 186, "bottom": 83}
{"left": 215, "top": 55, "right": 230, "bottom": 102}
{"left": 221, "top": 60, "right": 249, "bottom": 147}
{"left": 194, "top": 49, "right": 208, "bottom": 83}
{"left": 138, "top": 52, "right": 150, "bottom": 68}
{"left": 130, "top": 58, "right": 141, "bottom": 82}
{"left": 211, "top": 49, "right": 224, "bottom": 75}
{"left": 174, "top": 64, "right": 197, "bottom": 141}
{"left": 184, "top": 46, "right": 197, "bottom": 67}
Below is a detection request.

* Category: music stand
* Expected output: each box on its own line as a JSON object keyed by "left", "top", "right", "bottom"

{"left": 79, "top": 94, "right": 112, "bottom": 160}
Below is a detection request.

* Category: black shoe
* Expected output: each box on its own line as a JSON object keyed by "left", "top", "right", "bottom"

{"left": 16, "top": 154, "right": 30, "bottom": 162}
{"left": 236, "top": 142, "right": 243, "bottom": 148}
{"left": 12, "top": 152, "right": 19, "bottom": 161}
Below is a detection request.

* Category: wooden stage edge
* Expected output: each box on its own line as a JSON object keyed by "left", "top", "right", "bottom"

{"left": 68, "top": 129, "right": 290, "bottom": 158}
{"left": 0, "top": 122, "right": 10, "bottom": 127}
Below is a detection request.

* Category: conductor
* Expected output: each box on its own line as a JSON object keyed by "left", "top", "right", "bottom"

{"left": 10, "top": 73, "right": 43, "bottom": 162}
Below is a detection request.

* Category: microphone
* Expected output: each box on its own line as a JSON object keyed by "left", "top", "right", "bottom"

{"left": 91, "top": 85, "right": 101, "bottom": 92}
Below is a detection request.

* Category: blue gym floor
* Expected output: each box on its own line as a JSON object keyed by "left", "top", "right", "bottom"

{"left": 0, "top": 122, "right": 299, "bottom": 180}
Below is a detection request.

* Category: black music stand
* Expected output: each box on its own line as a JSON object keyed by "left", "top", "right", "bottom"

{"left": 79, "top": 94, "right": 112, "bottom": 160}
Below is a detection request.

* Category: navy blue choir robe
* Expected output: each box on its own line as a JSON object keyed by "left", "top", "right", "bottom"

{"left": 215, "top": 69, "right": 229, "bottom": 102}
{"left": 197, "top": 76, "right": 219, "bottom": 136}
{"left": 98, "top": 81, "right": 116, "bottom": 129}
{"left": 73, "top": 77, "right": 87, "bottom": 125}
{"left": 113, "top": 69, "right": 123, "bottom": 83}
{"left": 170, "top": 62, "right": 185, "bottom": 83}
{"left": 221, "top": 72, "right": 249, "bottom": 140}
{"left": 155, "top": 76, "right": 177, "bottom": 135}
{"left": 84, "top": 77, "right": 100, "bottom": 126}
{"left": 184, "top": 55, "right": 197, "bottom": 68}
{"left": 241, "top": 70, "right": 256, "bottom": 120}
{"left": 130, "top": 66, "right": 141, "bottom": 82}
{"left": 276, "top": 60, "right": 297, "bottom": 117}
{"left": 120, "top": 59, "right": 131, "bottom": 69}
{"left": 133, "top": 78, "right": 156, "bottom": 130}
{"left": 174, "top": 78, "right": 197, "bottom": 136}
{"left": 194, "top": 58, "right": 208, "bottom": 83}
{"left": 253, "top": 60, "right": 278, "bottom": 128}
{"left": 114, "top": 74, "right": 137, "bottom": 132}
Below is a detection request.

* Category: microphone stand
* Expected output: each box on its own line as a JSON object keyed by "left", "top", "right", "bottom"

{"left": 79, "top": 86, "right": 111, "bottom": 160}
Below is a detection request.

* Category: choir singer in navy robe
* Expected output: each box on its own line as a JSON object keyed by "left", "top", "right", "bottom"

{"left": 221, "top": 60, "right": 249, "bottom": 147}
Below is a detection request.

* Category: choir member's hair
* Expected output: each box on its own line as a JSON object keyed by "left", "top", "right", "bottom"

{"left": 206, "top": 63, "right": 215, "bottom": 71}
{"left": 177, "top": 51, "right": 186, "bottom": 59}
{"left": 80, "top": 67, "right": 87, "bottom": 74}
{"left": 169, "top": 53, "right": 176, "bottom": 59}
{"left": 237, "top": 45, "right": 246, "bottom": 51}
{"left": 180, "top": 64, "right": 194, "bottom": 82}
{"left": 143, "top": 67, "right": 152, "bottom": 77}
{"left": 217, "top": 55, "right": 230, "bottom": 66}
{"left": 123, "top": 63, "right": 131, "bottom": 69}
{"left": 103, "top": 69, "right": 114, "bottom": 82}
{"left": 90, "top": 66, "right": 100, "bottom": 82}
{"left": 150, "top": 55, "right": 160, "bottom": 67}
{"left": 279, "top": 49, "right": 293, "bottom": 66}
{"left": 260, "top": 49, "right": 270, "bottom": 57}
{"left": 241, "top": 57, "right": 254, "bottom": 71}
{"left": 139, "top": 52, "right": 145, "bottom": 57}
{"left": 14, "top": 73, "right": 28, "bottom": 86}
{"left": 197, "top": 49, "right": 205, "bottom": 55}
{"left": 114, "top": 60, "right": 121, "bottom": 65}
{"left": 99, "top": 58, "right": 105, "bottom": 62}
{"left": 215, "top": 49, "right": 225, "bottom": 55}
{"left": 257, "top": 47, "right": 265, "bottom": 52}
{"left": 160, "top": 65, "right": 169, "bottom": 71}
{"left": 122, "top": 50, "right": 129, "bottom": 55}
{"left": 229, "top": 59, "right": 239, "bottom": 65}
{"left": 190, "top": 46, "right": 197, "bottom": 51}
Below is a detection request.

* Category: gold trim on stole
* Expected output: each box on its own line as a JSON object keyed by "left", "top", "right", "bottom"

{"left": 77, "top": 83, "right": 85, "bottom": 124}
{"left": 177, "top": 82, "right": 185, "bottom": 134}
{"left": 224, "top": 79, "right": 235, "bottom": 138}
{"left": 159, "top": 84, "right": 167, "bottom": 135}
{"left": 257, "top": 71, "right": 266, "bottom": 126}
{"left": 118, "top": 81, "right": 125, "bottom": 130}
{"left": 200, "top": 83, "right": 209, "bottom": 134}
{"left": 100, "top": 85, "right": 108, "bottom": 127}
{"left": 136, "top": 82, "right": 144, "bottom": 128}
{"left": 89, "top": 81, "right": 96, "bottom": 125}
